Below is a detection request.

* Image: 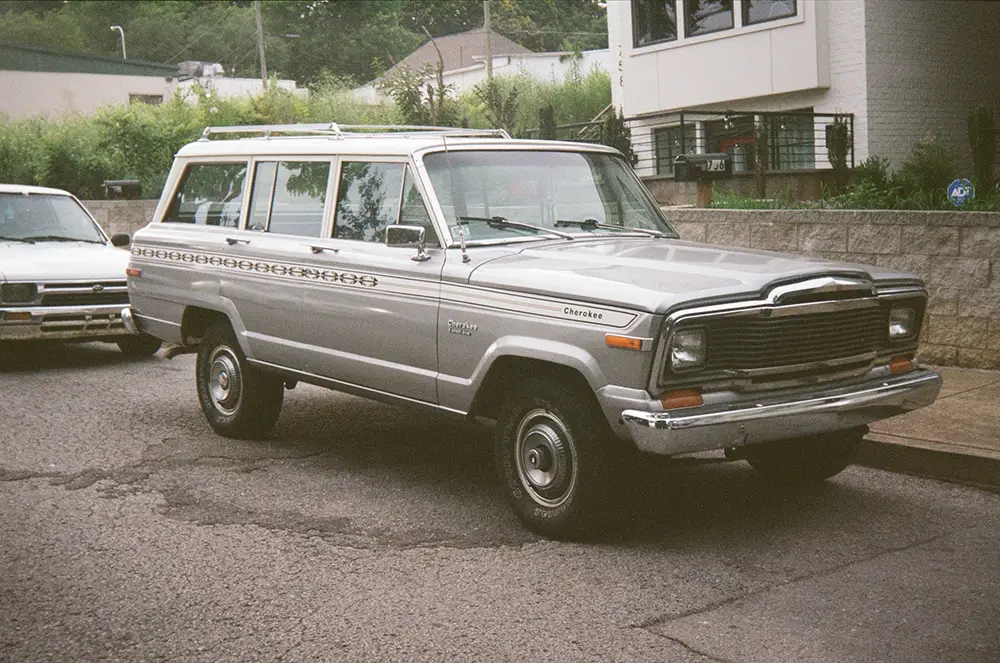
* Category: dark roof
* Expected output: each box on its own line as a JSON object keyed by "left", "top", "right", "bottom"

{"left": 0, "top": 42, "right": 177, "bottom": 77}
{"left": 384, "top": 28, "right": 531, "bottom": 79}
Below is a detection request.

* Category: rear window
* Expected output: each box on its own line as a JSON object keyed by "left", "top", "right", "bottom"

{"left": 163, "top": 162, "right": 248, "bottom": 226}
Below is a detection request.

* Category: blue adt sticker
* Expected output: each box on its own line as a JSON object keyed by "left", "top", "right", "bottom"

{"left": 947, "top": 179, "right": 975, "bottom": 206}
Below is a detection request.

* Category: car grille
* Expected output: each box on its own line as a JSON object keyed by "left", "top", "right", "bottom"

{"left": 38, "top": 281, "right": 129, "bottom": 307}
{"left": 701, "top": 307, "right": 884, "bottom": 371}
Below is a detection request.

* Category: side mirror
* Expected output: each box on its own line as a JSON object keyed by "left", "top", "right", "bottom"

{"left": 110, "top": 233, "right": 131, "bottom": 247}
{"left": 385, "top": 225, "right": 431, "bottom": 262}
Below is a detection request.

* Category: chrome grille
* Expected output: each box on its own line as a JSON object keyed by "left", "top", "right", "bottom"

{"left": 38, "top": 281, "right": 129, "bottom": 307}
{"left": 701, "top": 307, "right": 884, "bottom": 370}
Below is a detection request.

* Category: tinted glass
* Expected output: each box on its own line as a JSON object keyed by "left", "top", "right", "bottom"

{"left": 743, "top": 0, "right": 796, "bottom": 25}
{"left": 633, "top": 0, "right": 678, "bottom": 47}
{"left": 266, "top": 161, "right": 330, "bottom": 237}
{"left": 0, "top": 193, "right": 104, "bottom": 243}
{"left": 163, "top": 162, "right": 247, "bottom": 226}
{"left": 333, "top": 162, "right": 406, "bottom": 242}
{"left": 684, "top": 0, "right": 733, "bottom": 37}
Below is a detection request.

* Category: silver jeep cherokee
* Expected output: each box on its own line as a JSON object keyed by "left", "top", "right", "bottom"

{"left": 124, "top": 124, "right": 941, "bottom": 538}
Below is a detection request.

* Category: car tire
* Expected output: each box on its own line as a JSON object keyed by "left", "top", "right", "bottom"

{"left": 494, "top": 376, "right": 623, "bottom": 540}
{"left": 116, "top": 334, "right": 162, "bottom": 357}
{"left": 744, "top": 427, "right": 865, "bottom": 485}
{"left": 195, "top": 321, "right": 284, "bottom": 440}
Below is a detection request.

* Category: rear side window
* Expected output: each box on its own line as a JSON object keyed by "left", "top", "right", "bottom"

{"left": 163, "top": 162, "right": 247, "bottom": 226}
{"left": 247, "top": 161, "right": 331, "bottom": 237}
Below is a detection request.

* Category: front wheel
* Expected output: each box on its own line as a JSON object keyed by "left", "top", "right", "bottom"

{"left": 744, "top": 427, "right": 865, "bottom": 486}
{"left": 494, "top": 376, "right": 622, "bottom": 540}
{"left": 195, "top": 321, "right": 284, "bottom": 439}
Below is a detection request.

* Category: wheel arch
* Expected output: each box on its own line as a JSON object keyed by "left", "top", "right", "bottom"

{"left": 469, "top": 355, "right": 596, "bottom": 421}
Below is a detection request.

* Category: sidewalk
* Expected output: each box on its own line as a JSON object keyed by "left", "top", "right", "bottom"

{"left": 857, "top": 366, "right": 1000, "bottom": 490}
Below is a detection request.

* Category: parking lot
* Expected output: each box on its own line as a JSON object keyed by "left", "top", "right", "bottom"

{"left": 2, "top": 342, "right": 999, "bottom": 662}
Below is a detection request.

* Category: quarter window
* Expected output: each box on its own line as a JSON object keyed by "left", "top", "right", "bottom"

{"left": 632, "top": 0, "right": 678, "bottom": 47}
{"left": 399, "top": 169, "right": 439, "bottom": 247}
{"left": 743, "top": 0, "right": 796, "bottom": 26}
{"left": 684, "top": 0, "right": 733, "bottom": 37}
{"left": 333, "top": 162, "right": 406, "bottom": 242}
{"left": 163, "top": 162, "right": 247, "bottom": 226}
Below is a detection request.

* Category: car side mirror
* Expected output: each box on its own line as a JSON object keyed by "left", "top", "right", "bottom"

{"left": 385, "top": 225, "right": 431, "bottom": 262}
{"left": 110, "top": 233, "right": 131, "bottom": 247}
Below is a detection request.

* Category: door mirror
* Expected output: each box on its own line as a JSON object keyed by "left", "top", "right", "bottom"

{"left": 110, "top": 233, "right": 131, "bottom": 247}
{"left": 386, "top": 225, "right": 431, "bottom": 262}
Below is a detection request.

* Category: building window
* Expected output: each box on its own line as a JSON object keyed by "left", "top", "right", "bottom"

{"left": 654, "top": 124, "right": 697, "bottom": 175}
{"left": 684, "top": 0, "right": 733, "bottom": 37}
{"left": 129, "top": 94, "right": 163, "bottom": 105}
{"left": 632, "top": 0, "right": 678, "bottom": 48}
{"left": 742, "top": 0, "right": 797, "bottom": 26}
{"left": 771, "top": 112, "right": 815, "bottom": 170}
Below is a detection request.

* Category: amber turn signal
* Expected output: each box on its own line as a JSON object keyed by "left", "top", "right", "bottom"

{"left": 2, "top": 311, "right": 32, "bottom": 321}
{"left": 888, "top": 357, "right": 914, "bottom": 375}
{"left": 605, "top": 334, "right": 643, "bottom": 351}
{"left": 659, "top": 389, "right": 704, "bottom": 409}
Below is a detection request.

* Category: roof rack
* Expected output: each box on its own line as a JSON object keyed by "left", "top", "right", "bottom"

{"left": 199, "top": 123, "right": 511, "bottom": 141}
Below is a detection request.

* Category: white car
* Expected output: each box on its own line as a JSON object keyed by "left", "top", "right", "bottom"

{"left": 0, "top": 183, "right": 160, "bottom": 355}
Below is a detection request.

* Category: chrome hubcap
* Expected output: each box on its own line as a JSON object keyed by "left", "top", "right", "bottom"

{"left": 208, "top": 346, "right": 242, "bottom": 416}
{"left": 515, "top": 409, "right": 577, "bottom": 507}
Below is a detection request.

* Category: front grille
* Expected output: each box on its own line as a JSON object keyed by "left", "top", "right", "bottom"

{"left": 39, "top": 281, "right": 128, "bottom": 307}
{"left": 700, "top": 306, "right": 884, "bottom": 371}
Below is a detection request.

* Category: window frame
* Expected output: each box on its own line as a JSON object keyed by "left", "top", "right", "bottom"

{"left": 160, "top": 158, "right": 251, "bottom": 227}
{"left": 741, "top": 0, "right": 797, "bottom": 27}
{"left": 245, "top": 156, "right": 335, "bottom": 238}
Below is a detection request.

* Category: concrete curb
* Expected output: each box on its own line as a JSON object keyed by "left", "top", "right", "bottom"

{"left": 856, "top": 436, "right": 1000, "bottom": 493}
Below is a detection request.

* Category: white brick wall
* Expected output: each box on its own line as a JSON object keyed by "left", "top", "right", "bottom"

{"left": 865, "top": 0, "right": 1000, "bottom": 171}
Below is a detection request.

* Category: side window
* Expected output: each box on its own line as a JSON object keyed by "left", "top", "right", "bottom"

{"left": 246, "top": 161, "right": 330, "bottom": 237}
{"left": 333, "top": 162, "right": 405, "bottom": 242}
{"left": 163, "top": 162, "right": 247, "bottom": 226}
{"left": 399, "top": 169, "right": 439, "bottom": 247}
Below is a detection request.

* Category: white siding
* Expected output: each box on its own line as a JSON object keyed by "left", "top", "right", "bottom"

{"left": 0, "top": 71, "right": 170, "bottom": 119}
{"left": 865, "top": 0, "right": 1000, "bottom": 171}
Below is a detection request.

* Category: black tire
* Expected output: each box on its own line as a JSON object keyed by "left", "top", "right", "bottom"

{"left": 195, "top": 321, "right": 284, "bottom": 439}
{"left": 494, "top": 376, "right": 623, "bottom": 540}
{"left": 745, "top": 427, "right": 865, "bottom": 486}
{"left": 116, "top": 334, "right": 162, "bottom": 357}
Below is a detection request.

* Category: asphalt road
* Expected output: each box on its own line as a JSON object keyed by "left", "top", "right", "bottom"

{"left": 2, "top": 342, "right": 999, "bottom": 663}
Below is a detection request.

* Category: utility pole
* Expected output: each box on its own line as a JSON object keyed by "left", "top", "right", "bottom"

{"left": 254, "top": 0, "right": 268, "bottom": 89}
{"left": 483, "top": 0, "right": 492, "bottom": 81}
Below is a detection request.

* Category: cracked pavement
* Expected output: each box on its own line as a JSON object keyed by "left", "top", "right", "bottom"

{"left": 1, "top": 341, "right": 999, "bottom": 662}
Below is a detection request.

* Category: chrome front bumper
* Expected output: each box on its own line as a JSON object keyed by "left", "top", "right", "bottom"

{"left": 622, "top": 369, "right": 942, "bottom": 456}
{"left": 0, "top": 304, "right": 133, "bottom": 341}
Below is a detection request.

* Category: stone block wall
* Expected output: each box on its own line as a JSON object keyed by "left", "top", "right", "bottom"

{"left": 665, "top": 209, "right": 1000, "bottom": 370}
{"left": 84, "top": 199, "right": 159, "bottom": 238}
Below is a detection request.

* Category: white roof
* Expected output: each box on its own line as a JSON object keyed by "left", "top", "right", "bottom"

{"left": 0, "top": 183, "right": 73, "bottom": 196}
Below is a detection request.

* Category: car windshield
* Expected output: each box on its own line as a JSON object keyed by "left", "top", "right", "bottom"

{"left": 422, "top": 150, "right": 677, "bottom": 243}
{"left": 0, "top": 193, "right": 105, "bottom": 244}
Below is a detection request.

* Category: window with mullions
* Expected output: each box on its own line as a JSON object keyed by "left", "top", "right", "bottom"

{"left": 684, "top": 0, "right": 733, "bottom": 37}
{"left": 632, "top": 0, "right": 678, "bottom": 48}
{"left": 743, "top": 0, "right": 796, "bottom": 26}
{"left": 654, "top": 124, "right": 697, "bottom": 176}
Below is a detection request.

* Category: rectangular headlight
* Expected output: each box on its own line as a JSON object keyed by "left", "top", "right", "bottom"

{"left": 670, "top": 328, "right": 707, "bottom": 371}
{"left": 1, "top": 282, "right": 38, "bottom": 304}
{"left": 889, "top": 305, "right": 917, "bottom": 340}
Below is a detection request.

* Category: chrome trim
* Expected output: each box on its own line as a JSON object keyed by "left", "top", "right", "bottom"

{"left": 623, "top": 369, "right": 942, "bottom": 456}
{"left": 121, "top": 307, "right": 139, "bottom": 334}
{"left": 770, "top": 276, "right": 875, "bottom": 302}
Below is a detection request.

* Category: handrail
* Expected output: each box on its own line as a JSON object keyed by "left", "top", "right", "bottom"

{"left": 199, "top": 123, "right": 511, "bottom": 141}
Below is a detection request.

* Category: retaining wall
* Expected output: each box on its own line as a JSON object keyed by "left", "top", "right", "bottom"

{"left": 85, "top": 200, "right": 1000, "bottom": 369}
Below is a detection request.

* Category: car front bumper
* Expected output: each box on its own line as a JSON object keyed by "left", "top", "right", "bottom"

{"left": 0, "top": 304, "right": 133, "bottom": 341}
{"left": 621, "top": 369, "right": 942, "bottom": 456}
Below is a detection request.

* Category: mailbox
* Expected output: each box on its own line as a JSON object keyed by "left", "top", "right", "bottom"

{"left": 103, "top": 179, "right": 141, "bottom": 200}
{"left": 673, "top": 153, "right": 733, "bottom": 182}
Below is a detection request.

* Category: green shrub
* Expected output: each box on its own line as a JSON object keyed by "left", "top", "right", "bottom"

{"left": 968, "top": 104, "right": 997, "bottom": 192}
{"left": 898, "top": 136, "right": 956, "bottom": 203}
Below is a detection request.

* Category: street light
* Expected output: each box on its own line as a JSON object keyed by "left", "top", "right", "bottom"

{"left": 110, "top": 25, "right": 126, "bottom": 59}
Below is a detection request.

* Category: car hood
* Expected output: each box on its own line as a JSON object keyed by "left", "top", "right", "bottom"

{"left": 0, "top": 241, "right": 130, "bottom": 282}
{"left": 468, "top": 237, "right": 915, "bottom": 314}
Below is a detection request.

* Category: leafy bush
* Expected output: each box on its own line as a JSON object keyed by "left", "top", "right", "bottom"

{"left": 968, "top": 104, "right": 997, "bottom": 192}
{"left": 898, "top": 136, "right": 956, "bottom": 204}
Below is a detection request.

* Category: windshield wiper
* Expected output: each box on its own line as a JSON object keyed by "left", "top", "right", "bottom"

{"left": 19, "top": 235, "right": 103, "bottom": 244}
{"left": 458, "top": 215, "right": 575, "bottom": 240}
{"left": 555, "top": 218, "right": 664, "bottom": 238}
{"left": 0, "top": 236, "right": 35, "bottom": 243}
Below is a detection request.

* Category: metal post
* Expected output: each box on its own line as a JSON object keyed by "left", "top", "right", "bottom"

{"left": 679, "top": 111, "right": 686, "bottom": 155}
{"left": 254, "top": 0, "right": 268, "bottom": 89}
{"left": 110, "top": 26, "right": 126, "bottom": 59}
{"left": 484, "top": 0, "right": 493, "bottom": 81}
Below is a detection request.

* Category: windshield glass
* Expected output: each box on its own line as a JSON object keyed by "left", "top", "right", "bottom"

{"left": 0, "top": 193, "right": 105, "bottom": 243}
{"left": 422, "top": 150, "right": 677, "bottom": 242}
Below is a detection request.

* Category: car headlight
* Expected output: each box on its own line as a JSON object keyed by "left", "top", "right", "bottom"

{"left": 0, "top": 282, "right": 37, "bottom": 304}
{"left": 888, "top": 305, "right": 917, "bottom": 340}
{"left": 670, "top": 328, "right": 707, "bottom": 371}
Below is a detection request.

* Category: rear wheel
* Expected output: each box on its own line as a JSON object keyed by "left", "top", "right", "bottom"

{"left": 494, "top": 376, "right": 623, "bottom": 539}
{"left": 116, "top": 334, "right": 161, "bottom": 357}
{"left": 744, "top": 428, "right": 865, "bottom": 485}
{"left": 196, "top": 321, "right": 284, "bottom": 439}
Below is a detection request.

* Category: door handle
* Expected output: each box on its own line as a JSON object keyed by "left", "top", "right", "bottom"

{"left": 225, "top": 237, "right": 251, "bottom": 245}
{"left": 309, "top": 245, "right": 338, "bottom": 254}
